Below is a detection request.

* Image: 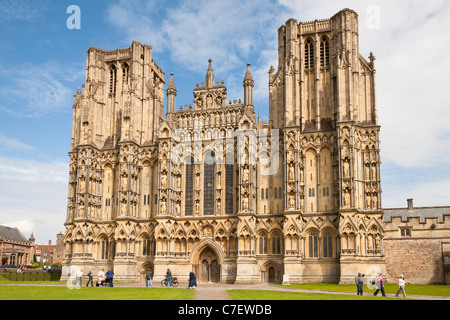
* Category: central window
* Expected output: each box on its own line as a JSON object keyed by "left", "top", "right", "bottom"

{"left": 203, "top": 152, "right": 215, "bottom": 215}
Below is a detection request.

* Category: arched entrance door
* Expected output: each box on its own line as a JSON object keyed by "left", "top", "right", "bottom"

{"left": 268, "top": 267, "right": 275, "bottom": 283}
{"left": 197, "top": 246, "right": 220, "bottom": 283}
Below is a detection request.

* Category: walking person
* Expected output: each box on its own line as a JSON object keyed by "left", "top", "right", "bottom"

{"left": 164, "top": 268, "right": 173, "bottom": 287}
{"left": 97, "top": 268, "right": 105, "bottom": 287}
{"left": 355, "top": 272, "right": 364, "bottom": 295}
{"left": 396, "top": 275, "right": 407, "bottom": 297}
{"left": 146, "top": 269, "right": 153, "bottom": 287}
{"left": 187, "top": 271, "right": 197, "bottom": 290}
{"left": 105, "top": 268, "right": 114, "bottom": 287}
{"left": 75, "top": 268, "right": 83, "bottom": 288}
{"left": 86, "top": 268, "right": 94, "bottom": 287}
{"left": 373, "top": 273, "right": 386, "bottom": 297}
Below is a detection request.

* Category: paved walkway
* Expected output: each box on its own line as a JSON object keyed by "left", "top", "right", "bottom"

{"left": 189, "top": 283, "right": 450, "bottom": 301}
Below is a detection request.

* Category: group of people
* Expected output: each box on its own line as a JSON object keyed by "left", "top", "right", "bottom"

{"left": 355, "top": 272, "right": 407, "bottom": 297}
{"left": 144, "top": 268, "right": 197, "bottom": 290}
{"left": 75, "top": 268, "right": 114, "bottom": 287}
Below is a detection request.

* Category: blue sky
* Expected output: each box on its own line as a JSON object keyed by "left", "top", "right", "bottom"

{"left": 1, "top": 0, "right": 449, "bottom": 244}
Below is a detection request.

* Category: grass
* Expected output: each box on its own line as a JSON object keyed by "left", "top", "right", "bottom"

{"left": 226, "top": 289, "right": 400, "bottom": 300}
{"left": 277, "top": 283, "right": 450, "bottom": 297}
{"left": 0, "top": 285, "right": 196, "bottom": 300}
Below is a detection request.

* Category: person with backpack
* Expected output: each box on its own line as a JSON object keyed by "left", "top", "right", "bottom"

{"left": 105, "top": 268, "right": 114, "bottom": 287}
{"left": 354, "top": 272, "right": 364, "bottom": 295}
{"left": 146, "top": 269, "right": 153, "bottom": 287}
{"left": 373, "top": 273, "right": 386, "bottom": 297}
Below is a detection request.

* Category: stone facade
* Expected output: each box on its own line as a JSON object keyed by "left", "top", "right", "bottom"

{"left": 61, "top": 9, "right": 386, "bottom": 284}
{"left": 0, "top": 226, "right": 35, "bottom": 266}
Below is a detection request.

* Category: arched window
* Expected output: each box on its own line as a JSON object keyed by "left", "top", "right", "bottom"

{"left": 271, "top": 232, "right": 281, "bottom": 254}
{"left": 225, "top": 163, "right": 234, "bottom": 214}
{"left": 266, "top": 188, "right": 269, "bottom": 200}
{"left": 323, "top": 231, "right": 333, "bottom": 257}
{"left": 308, "top": 232, "right": 318, "bottom": 257}
{"left": 261, "top": 188, "right": 265, "bottom": 200}
{"left": 259, "top": 233, "right": 268, "bottom": 254}
{"left": 320, "top": 36, "right": 330, "bottom": 67}
{"left": 101, "top": 238, "right": 109, "bottom": 260}
{"left": 142, "top": 237, "right": 151, "bottom": 256}
{"left": 122, "top": 62, "right": 129, "bottom": 85}
{"left": 185, "top": 159, "right": 194, "bottom": 216}
{"left": 109, "top": 65, "right": 117, "bottom": 94}
{"left": 305, "top": 39, "right": 314, "bottom": 69}
{"left": 279, "top": 188, "right": 282, "bottom": 199}
{"left": 203, "top": 152, "right": 215, "bottom": 215}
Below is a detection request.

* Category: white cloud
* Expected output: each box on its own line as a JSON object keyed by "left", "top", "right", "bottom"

{"left": 0, "top": 157, "right": 68, "bottom": 244}
{"left": 0, "top": 61, "right": 84, "bottom": 118}
{"left": 0, "top": 157, "right": 68, "bottom": 183}
{"left": 0, "top": 133, "right": 37, "bottom": 151}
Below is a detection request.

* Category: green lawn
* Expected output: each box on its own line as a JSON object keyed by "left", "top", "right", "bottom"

{"left": 0, "top": 285, "right": 196, "bottom": 300}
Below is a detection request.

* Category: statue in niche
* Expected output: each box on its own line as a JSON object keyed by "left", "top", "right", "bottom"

{"left": 160, "top": 199, "right": 166, "bottom": 214}
{"left": 242, "top": 196, "right": 249, "bottom": 211}
{"left": 78, "top": 203, "right": 84, "bottom": 217}
{"left": 161, "top": 174, "right": 167, "bottom": 188}
{"left": 372, "top": 165, "right": 377, "bottom": 180}
{"left": 344, "top": 190, "right": 351, "bottom": 207}
{"left": 206, "top": 95, "right": 213, "bottom": 108}
{"left": 366, "top": 194, "right": 371, "bottom": 209}
{"left": 83, "top": 125, "right": 89, "bottom": 141}
{"left": 372, "top": 195, "right": 378, "bottom": 209}
{"left": 343, "top": 159, "right": 350, "bottom": 178}
{"left": 289, "top": 195, "right": 295, "bottom": 208}
{"left": 176, "top": 176, "right": 181, "bottom": 189}
{"left": 79, "top": 177, "right": 86, "bottom": 192}
{"left": 195, "top": 174, "right": 200, "bottom": 189}
{"left": 243, "top": 167, "right": 249, "bottom": 183}
{"left": 289, "top": 164, "right": 295, "bottom": 181}
{"left": 121, "top": 201, "right": 127, "bottom": 215}
{"left": 195, "top": 202, "right": 200, "bottom": 214}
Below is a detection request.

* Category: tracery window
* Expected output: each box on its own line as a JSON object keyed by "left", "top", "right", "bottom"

{"left": 305, "top": 39, "right": 314, "bottom": 69}
{"left": 271, "top": 232, "right": 282, "bottom": 254}
{"left": 185, "top": 161, "right": 194, "bottom": 216}
{"left": 308, "top": 232, "right": 318, "bottom": 257}
{"left": 109, "top": 65, "right": 117, "bottom": 94}
{"left": 323, "top": 231, "right": 333, "bottom": 257}
{"left": 142, "top": 238, "right": 151, "bottom": 256}
{"left": 203, "top": 153, "right": 215, "bottom": 216}
{"left": 320, "top": 36, "right": 330, "bottom": 67}
{"left": 259, "top": 233, "right": 268, "bottom": 254}
{"left": 101, "top": 239, "right": 109, "bottom": 260}
{"left": 122, "top": 62, "right": 129, "bottom": 85}
{"left": 225, "top": 163, "right": 234, "bottom": 214}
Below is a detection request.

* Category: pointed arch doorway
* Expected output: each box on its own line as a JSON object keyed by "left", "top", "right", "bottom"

{"left": 194, "top": 246, "right": 220, "bottom": 283}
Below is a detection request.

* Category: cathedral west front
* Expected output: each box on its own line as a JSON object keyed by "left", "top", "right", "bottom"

{"left": 62, "top": 9, "right": 386, "bottom": 284}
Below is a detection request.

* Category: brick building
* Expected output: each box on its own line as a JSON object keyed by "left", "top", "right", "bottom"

{"left": 384, "top": 199, "right": 450, "bottom": 284}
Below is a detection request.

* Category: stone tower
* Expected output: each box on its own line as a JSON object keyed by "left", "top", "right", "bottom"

{"left": 269, "top": 8, "right": 384, "bottom": 283}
